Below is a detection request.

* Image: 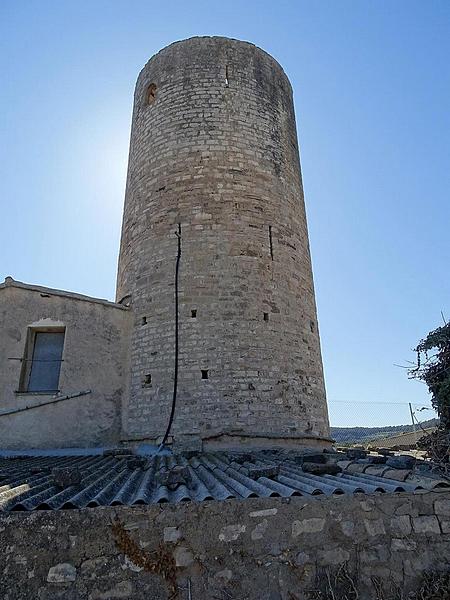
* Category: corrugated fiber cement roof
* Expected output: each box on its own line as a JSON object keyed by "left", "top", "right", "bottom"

{"left": 1, "top": 450, "right": 449, "bottom": 512}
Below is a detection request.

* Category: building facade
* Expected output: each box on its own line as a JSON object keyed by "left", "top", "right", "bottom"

{"left": 0, "top": 278, "right": 131, "bottom": 449}
{"left": 0, "top": 37, "right": 330, "bottom": 450}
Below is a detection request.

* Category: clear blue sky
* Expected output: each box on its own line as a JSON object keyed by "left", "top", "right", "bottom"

{"left": 1, "top": 1, "right": 449, "bottom": 426}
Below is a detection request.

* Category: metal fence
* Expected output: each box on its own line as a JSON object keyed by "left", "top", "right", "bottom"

{"left": 328, "top": 400, "right": 439, "bottom": 448}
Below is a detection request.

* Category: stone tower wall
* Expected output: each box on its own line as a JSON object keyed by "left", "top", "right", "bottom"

{"left": 116, "top": 36, "right": 330, "bottom": 447}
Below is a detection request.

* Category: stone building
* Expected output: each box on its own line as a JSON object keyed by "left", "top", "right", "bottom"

{"left": 0, "top": 278, "right": 131, "bottom": 449}
{"left": 0, "top": 36, "right": 330, "bottom": 451}
{"left": 1, "top": 37, "right": 449, "bottom": 600}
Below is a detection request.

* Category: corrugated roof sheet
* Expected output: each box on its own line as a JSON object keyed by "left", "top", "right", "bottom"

{"left": 1, "top": 451, "right": 448, "bottom": 512}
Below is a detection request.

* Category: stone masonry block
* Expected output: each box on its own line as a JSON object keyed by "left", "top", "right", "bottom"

{"left": 164, "top": 527, "right": 182, "bottom": 543}
{"left": 319, "top": 548, "right": 350, "bottom": 566}
{"left": 292, "top": 518, "right": 325, "bottom": 537}
{"left": 390, "top": 515, "right": 412, "bottom": 536}
{"left": 391, "top": 538, "right": 417, "bottom": 551}
{"left": 173, "top": 546, "right": 195, "bottom": 568}
{"left": 435, "top": 499, "right": 450, "bottom": 517}
{"left": 47, "top": 563, "right": 77, "bottom": 583}
{"left": 364, "top": 519, "right": 386, "bottom": 537}
{"left": 439, "top": 519, "right": 450, "bottom": 533}
{"left": 413, "top": 515, "right": 441, "bottom": 534}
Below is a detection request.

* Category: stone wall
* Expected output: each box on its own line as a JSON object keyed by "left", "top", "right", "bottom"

{"left": 1, "top": 492, "right": 449, "bottom": 599}
{"left": 0, "top": 278, "right": 132, "bottom": 449}
{"left": 116, "top": 36, "right": 330, "bottom": 447}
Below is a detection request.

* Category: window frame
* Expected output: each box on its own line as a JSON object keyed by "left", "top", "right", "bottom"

{"left": 18, "top": 327, "right": 66, "bottom": 394}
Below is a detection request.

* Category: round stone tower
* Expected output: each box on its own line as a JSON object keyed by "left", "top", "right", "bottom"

{"left": 117, "top": 36, "right": 331, "bottom": 449}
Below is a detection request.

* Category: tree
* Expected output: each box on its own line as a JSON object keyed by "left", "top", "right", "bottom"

{"left": 409, "top": 321, "right": 450, "bottom": 464}
{"left": 409, "top": 322, "right": 450, "bottom": 428}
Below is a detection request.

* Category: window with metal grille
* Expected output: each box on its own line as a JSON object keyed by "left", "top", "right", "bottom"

{"left": 21, "top": 331, "right": 65, "bottom": 393}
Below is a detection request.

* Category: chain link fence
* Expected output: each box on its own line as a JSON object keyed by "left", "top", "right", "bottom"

{"left": 328, "top": 401, "right": 439, "bottom": 448}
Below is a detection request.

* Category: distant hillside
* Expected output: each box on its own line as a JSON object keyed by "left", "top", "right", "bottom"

{"left": 330, "top": 418, "right": 439, "bottom": 444}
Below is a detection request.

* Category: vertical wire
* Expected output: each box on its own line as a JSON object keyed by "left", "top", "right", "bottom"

{"left": 158, "top": 224, "right": 181, "bottom": 451}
